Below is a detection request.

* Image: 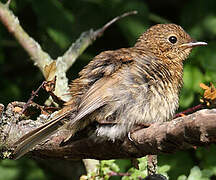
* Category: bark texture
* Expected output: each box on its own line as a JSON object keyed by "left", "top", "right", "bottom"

{"left": 0, "top": 101, "right": 215, "bottom": 160}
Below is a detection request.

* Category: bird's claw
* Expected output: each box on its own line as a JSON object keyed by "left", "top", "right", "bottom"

{"left": 128, "top": 131, "right": 134, "bottom": 142}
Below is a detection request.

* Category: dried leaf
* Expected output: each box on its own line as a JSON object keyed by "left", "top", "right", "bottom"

{"left": 44, "top": 61, "right": 56, "bottom": 80}
{"left": 43, "top": 77, "right": 56, "bottom": 92}
{"left": 200, "top": 82, "right": 216, "bottom": 106}
{"left": 43, "top": 77, "right": 65, "bottom": 106}
{"left": 200, "top": 83, "right": 209, "bottom": 90}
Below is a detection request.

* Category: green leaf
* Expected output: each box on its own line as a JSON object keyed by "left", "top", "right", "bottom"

{"left": 188, "top": 166, "right": 202, "bottom": 180}
{"left": 99, "top": 160, "right": 120, "bottom": 179}
{"left": 158, "top": 165, "right": 171, "bottom": 174}
{"left": 137, "top": 157, "right": 147, "bottom": 171}
{"left": 177, "top": 175, "right": 187, "bottom": 180}
{"left": 127, "top": 168, "right": 147, "bottom": 179}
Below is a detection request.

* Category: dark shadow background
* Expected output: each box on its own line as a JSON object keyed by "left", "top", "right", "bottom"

{"left": 0, "top": 0, "right": 216, "bottom": 179}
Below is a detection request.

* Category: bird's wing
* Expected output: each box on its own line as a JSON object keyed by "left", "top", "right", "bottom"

{"left": 13, "top": 49, "right": 133, "bottom": 159}
{"left": 12, "top": 79, "right": 112, "bottom": 160}
{"left": 65, "top": 75, "right": 120, "bottom": 129}
{"left": 67, "top": 49, "right": 134, "bottom": 105}
{"left": 65, "top": 48, "right": 134, "bottom": 125}
{"left": 66, "top": 48, "right": 135, "bottom": 126}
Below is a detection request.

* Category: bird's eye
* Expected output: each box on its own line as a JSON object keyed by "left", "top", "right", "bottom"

{"left": 168, "top": 36, "right": 177, "bottom": 44}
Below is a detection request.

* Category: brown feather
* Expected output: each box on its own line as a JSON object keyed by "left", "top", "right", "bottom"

{"left": 12, "top": 24, "right": 207, "bottom": 158}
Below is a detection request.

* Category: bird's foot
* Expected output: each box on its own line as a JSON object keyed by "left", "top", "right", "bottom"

{"left": 128, "top": 123, "right": 151, "bottom": 142}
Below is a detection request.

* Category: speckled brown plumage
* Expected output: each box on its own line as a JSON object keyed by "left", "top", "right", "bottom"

{"left": 13, "top": 24, "right": 207, "bottom": 159}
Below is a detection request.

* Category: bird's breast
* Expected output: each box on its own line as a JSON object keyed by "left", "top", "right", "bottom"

{"left": 95, "top": 78, "right": 180, "bottom": 140}
{"left": 100, "top": 70, "right": 180, "bottom": 125}
{"left": 95, "top": 62, "right": 182, "bottom": 140}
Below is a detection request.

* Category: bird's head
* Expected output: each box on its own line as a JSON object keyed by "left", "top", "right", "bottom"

{"left": 135, "top": 24, "right": 207, "bottom": 62}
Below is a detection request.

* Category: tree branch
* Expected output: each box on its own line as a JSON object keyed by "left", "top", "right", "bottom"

{"left": 60, "top": 10, "right": 137, "bottom": 71}
{"left": 0, "top": 2, "right": 137, "bottom": 102}
{"left": 0, "top": 3, "right": 138, "bottom": 174}
{"left": 0, "top": 101, "right": 216, "bottom": 160}
{"left": 0, "top": 2, "right": 52, "bottom": 75}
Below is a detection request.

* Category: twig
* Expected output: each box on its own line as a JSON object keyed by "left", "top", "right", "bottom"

{"left": 0, "top": 2, "right": 52, "bottom": 75}
{"left": 0, "top": 3, "right": 137, "bottom": 102}
{"left": 56, "top": 11, "right": 138, "bottom": 100}
{"left": 174, "top": 104, "right": 205, "bottom": 118}
{"left": 108, "top": 171, "right": 131, "bottom": 177}
{"left": 6, "top": 0, "right": 11, "bottom": 7}
{"left": 94, "top": 11, "right": 138, "bottom": 38}
{"left": 61, "top": 10, "right": 138, "bottom": 71}
{"left": 21, "top": 82, "right": 46, "bottom": 114}
{"left": 0, "top": 3, "right": 138, "bottom": 102}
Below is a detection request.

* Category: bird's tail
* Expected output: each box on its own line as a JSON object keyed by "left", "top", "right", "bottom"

{"left": 12, "top": 113, "right": 69, "bottom": 160}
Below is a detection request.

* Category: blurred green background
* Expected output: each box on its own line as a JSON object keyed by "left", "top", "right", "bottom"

{"left": 0, "top": 0, "right": 216, "bottom": 179}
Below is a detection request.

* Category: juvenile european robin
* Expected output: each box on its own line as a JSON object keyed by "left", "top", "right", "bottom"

{"left": 13, "top": 24, "right": 207, "bottom": 159}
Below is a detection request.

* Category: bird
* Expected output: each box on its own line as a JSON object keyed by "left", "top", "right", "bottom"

{"left": 12, "top": 24, "right": 207, "bottom": 159}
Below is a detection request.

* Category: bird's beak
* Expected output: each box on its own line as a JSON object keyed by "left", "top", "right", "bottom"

{"left": 180, "top": 41, "right": 207, "bottom": 48}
